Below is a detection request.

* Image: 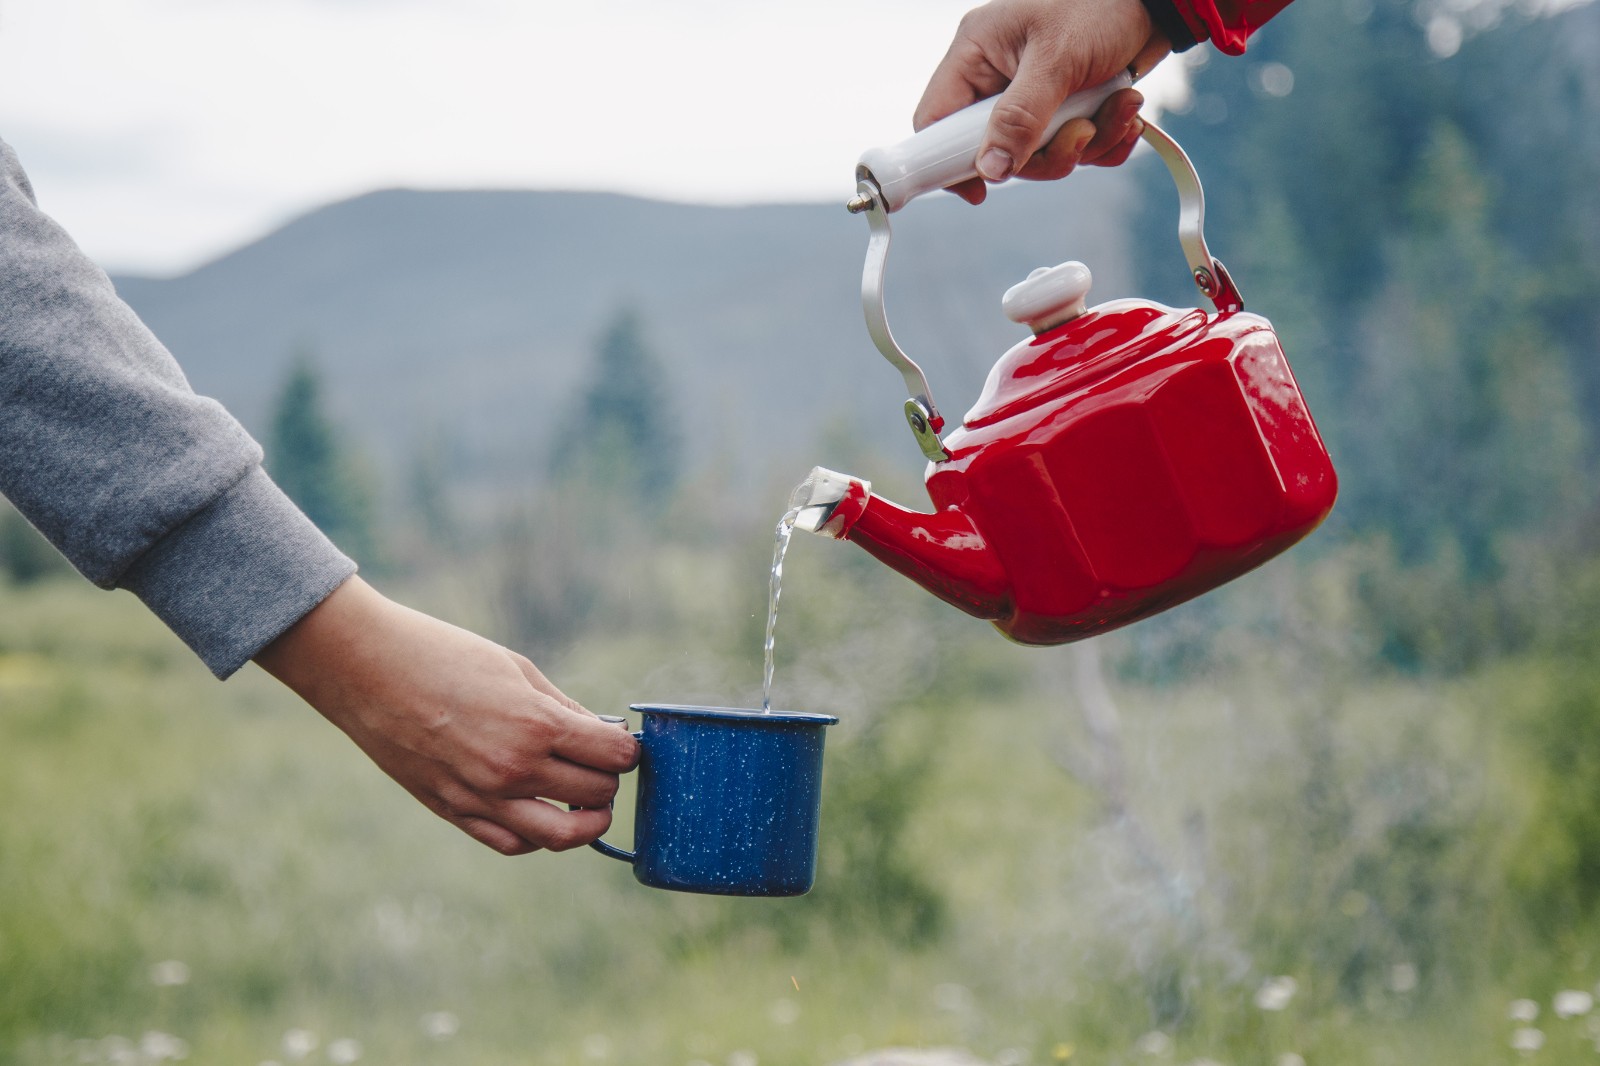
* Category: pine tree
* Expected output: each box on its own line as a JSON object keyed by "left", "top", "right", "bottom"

{"left": 1346, "top": 122, "right": 1586, "bottom": 573}
{"left": 266, "top": 350, "right": 380, "bottom": 564}
{"left": 547, "top": 310, "right": 681, "bottom": 510}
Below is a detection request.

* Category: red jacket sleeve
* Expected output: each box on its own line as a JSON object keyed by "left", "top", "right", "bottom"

{"left": 1172, "top": 0, "right": 1295, "bottom": 54}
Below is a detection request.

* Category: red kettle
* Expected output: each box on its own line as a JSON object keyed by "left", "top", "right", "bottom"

{"left": 793, "top": 79, "right": 1337, "bottom": 645}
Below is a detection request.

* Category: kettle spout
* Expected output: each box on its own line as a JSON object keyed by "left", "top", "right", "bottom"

{"left": 788, "top": 466, "right": 874, "bottom": 539}
{"left": 790, "top": 467, "right": 1011, "bottom": 621}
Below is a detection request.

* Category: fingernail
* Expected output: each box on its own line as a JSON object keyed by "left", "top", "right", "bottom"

{"left": 1070, "top": 127, "right": 1095, "bottom": 156}
{"left": 977, "top": 147, "right": 1014, "bottom": 182}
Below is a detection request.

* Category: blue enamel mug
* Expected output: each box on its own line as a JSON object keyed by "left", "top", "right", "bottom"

{"left": 589, "top": 704, "right": 838, "bottom": 896}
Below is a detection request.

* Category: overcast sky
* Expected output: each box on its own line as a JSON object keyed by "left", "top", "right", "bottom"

{"left": 0, "top": 0, "right": 1183, "bottom": 275}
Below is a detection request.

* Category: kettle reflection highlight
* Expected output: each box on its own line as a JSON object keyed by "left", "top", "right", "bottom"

{"left": 795, "top": 80, "right": 1337, "bottom": 645}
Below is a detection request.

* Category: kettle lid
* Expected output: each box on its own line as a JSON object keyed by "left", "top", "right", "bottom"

{"left": 963, "top": 300, "right": 1209, "bottom": 429}
{"left": 1002, "top": 261, "right": 1093, "bottom": 335}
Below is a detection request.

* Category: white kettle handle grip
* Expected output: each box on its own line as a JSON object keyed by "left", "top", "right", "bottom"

{"left": 856, "top": 72, "right": 1133, "bottom": 213}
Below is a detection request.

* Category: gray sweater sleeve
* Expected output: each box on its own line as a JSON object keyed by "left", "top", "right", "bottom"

{"left": 0, "top": 136, "right": 356, "bottom": 678}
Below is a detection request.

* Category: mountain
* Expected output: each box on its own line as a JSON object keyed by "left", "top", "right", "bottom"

{"left": 110, "top": 168, "right": 1142, "bottom": 508}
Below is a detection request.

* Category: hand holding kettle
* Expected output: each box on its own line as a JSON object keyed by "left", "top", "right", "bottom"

{"left": 917, "top": 0, "right": 1166, "bottom": 204}
{"left": 919, "top": 0, "right": 1300, "bottom": 204}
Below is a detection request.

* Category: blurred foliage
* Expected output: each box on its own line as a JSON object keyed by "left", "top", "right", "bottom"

{"left": 404, "top": 427, "right": 460, "bottom": 552}
{"left": 1505, "top": 658, "right": 1600, "bottom": 942}
{"left": 9, "top": 554, "right": 1600, "bottom": 1063}
{"left": 547, "top": 309, "right": 682, "bottom": 511}
{"left": 265, "top": 349, "right": 382, "bottom": 568}
{"left": 0, "top": 500, "right": 72, "bottom": 585}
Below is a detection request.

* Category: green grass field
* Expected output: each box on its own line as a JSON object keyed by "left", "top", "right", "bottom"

{"left": 5, "top": 555, "right": 1600, "bottom": 1066}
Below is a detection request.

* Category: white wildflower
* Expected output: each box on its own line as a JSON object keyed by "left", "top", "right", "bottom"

{"left": 281, "top": 1029, "right": 317, "bottom": 1061}
{"left": 149, "top": 961, "right": 190, "bottom": 988}
{"left": 995, "top": 1049, "right": 1029, "bottom": 1066}
{"left": 1277, "top": 1054, "right": 1306, "bottom": 1066}
{"left": 327, "top": 1038, "right": 362, "bottom": 1065}
{"left": 1136, "top": 1031, "right": 1173, "bottom": 1056}
{"left": 1510, "top": 1027, "right": 1545, "bottom": 1054}
{"left": 420, "top": 1012, "right": 459, "bottom": 1040}
{"left": 933, "top": 983, "right": 974, "bottom": 1012}
{"left": 767, "top": 998, "right": 799, "bottom": 1026}
{"left": 1255, "top": 976, "right": 1298, "bottom": 1012}
{"left": 1510, "top": 999, "right": 1540, "bottom": 1023}
{"left": 1555, "top": 990, "right": 1594, "bottom": 1018}
{"left": 1389, "top": 963, "right": 1418, "bottom": 993}
{"left": 140, "top": 1031, "right": 188, "bottom": 1061}
{"left": 100, "top": 1036, "right": 137, "bottom": 1066}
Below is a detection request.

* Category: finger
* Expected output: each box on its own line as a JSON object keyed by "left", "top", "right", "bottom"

{"left": 509, "top": 757, "right": 621, "bottom": 810}
{"left": 946, "top": 176, "right": 989, "bottom": 205}
{"left": 1089, "top": 118, "right": 1145, "bottom": 169}
{"left": 1078, "top": 88, "right": 1144, "bottom": 165}
{"left": 977, "top": 47, "right": 1079, "bottom": 182}
{"left": 455, "top": 813, "right": 540, "bottom": 856}
{"left": 1129, "top": 35, "right": 1173, "bottom": 84}
{"left": 913, "top": 20, "right": 1011, "bottom": 130}
{"left": 510, "top": 652, "right": 586, "bottom": 713}
{"left": 494, "top": 798, "right": 613, "bottom": 853}
{"left": 913, "top": 54, "right": 984, "bottom": 132}
{"left": 548, "top": 707, "right": 640, "bottom": 772}
{"left": 1016, "top": 117, "right": 1095, "bottom": 182}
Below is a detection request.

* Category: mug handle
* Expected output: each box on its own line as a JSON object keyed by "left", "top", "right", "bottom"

{"left": 575, "top": 715, "right": 642, "bottom": 865}
{"left": 587, "top": 824, "right": 636, "bottom": 864}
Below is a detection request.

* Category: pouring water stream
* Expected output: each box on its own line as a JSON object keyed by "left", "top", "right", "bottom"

{"left": 762, "top": 507, "right": 801, "bottom": 713}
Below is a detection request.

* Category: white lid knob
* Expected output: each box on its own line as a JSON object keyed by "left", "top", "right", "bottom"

{"left": 1002, "top": 261, "right": 1093, "bottom": 334}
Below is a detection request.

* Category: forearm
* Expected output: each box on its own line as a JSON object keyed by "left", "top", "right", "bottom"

{"left": 0, "top": 136, "right": 353, "bottom": 676}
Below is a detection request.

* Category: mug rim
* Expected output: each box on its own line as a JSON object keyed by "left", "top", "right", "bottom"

{"left": 628, "top": 703, "right": 838, "bottom": 726}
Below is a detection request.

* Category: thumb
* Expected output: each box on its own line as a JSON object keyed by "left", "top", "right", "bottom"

{"left": 977, "top": 48, "right": 1081, "bottom": 182}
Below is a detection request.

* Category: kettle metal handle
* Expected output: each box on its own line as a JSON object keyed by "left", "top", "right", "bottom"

{"left": 850, "top": 99, "right": 1244, "bottom": 463}
{"left": 853, "top": 179, "right": 952, "bottom": 462}
{"left": 1137, "top": 122, "right": 1243, "bottom": 314}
